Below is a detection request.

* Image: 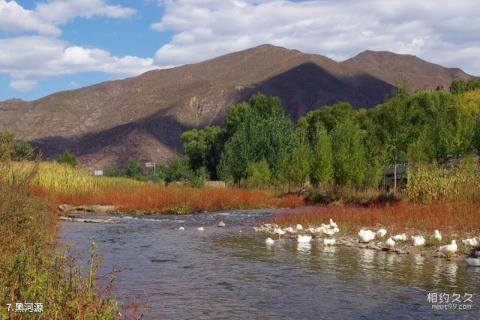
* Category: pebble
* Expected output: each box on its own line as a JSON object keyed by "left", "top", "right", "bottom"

{"left": 217, "top": 221, "right": 226, "bottom": 228}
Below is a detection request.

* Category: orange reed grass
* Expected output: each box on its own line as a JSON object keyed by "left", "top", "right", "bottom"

{"left": 272, "top": 202, "right": 480, "bottom": 235}
{"left": 52, "top": 185, "right": 304, "bottom": 214}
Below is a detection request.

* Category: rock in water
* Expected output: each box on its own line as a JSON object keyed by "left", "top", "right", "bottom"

{"left": 218, "top": 221, "right": 226, "bottom": 228}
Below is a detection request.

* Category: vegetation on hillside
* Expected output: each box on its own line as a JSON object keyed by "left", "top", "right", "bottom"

{"left": 179, "top": 80, "right": 480, "bottom": 201}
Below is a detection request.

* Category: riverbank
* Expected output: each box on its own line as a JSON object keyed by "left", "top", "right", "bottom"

{"left": 0, "top": 162, "right": 145, "bottom": 319}
{"left": 254, "top": 202, "right": 480, "bottom": 260}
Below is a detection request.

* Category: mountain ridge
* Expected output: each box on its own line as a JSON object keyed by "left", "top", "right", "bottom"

{"left": 0, "top": 44, "right": 473, "bottom": 168}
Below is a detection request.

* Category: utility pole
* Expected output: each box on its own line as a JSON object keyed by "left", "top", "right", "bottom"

{"left": 393, "top": 161, "right": 397, "bottom": 195}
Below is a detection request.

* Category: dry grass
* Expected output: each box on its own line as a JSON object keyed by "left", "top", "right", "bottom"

{"left": 0, "top": 160, "right": 138, "bottom": 319}
{"left": 273, "top": 202, "right": 480, "bottom": 235}
{"left": 15, "top": 161, "right": 304, "bottom": 214}
{"left": 54, "top": 185, "right": 304, "bottom": 214}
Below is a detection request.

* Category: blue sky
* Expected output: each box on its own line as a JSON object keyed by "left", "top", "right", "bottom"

{"left": 1, "top": 0, "right": 479, "bottom": 101}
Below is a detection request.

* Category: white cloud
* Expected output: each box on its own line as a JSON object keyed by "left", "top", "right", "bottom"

{"left": 35, "top": 0, "right": 136, "bottom": 25}
{"left": 0, "top": 36, "right": 158, "bottom": 90}
{"left": 152, "top": 0, "right": 480, "bottom": 75}
{"left": 0, "top": 1, "right": 152, "bottom": 92}
{"left": 0, "top": 0, "right": 135, "bottom": 35}
{"left": 10, "top": 79, "right": 38, "bottom": 91}
{"left": 0, "top": 0, "right": 60, "bottom": 35}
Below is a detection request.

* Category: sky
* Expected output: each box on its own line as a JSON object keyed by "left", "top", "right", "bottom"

{"left": 1, "top": 0, "right": 479, "bottom": 101}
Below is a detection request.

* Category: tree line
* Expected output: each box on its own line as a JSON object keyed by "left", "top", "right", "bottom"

{"left": 2, "top": 79, "right": 479, "bottom": 191}
{"left": 181, "top": 79, "right": 480, "bottom": 191}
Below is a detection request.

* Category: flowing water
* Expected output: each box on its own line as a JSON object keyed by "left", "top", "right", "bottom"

{"left": 58, "top": 210, "right": 479, "bottom": 319}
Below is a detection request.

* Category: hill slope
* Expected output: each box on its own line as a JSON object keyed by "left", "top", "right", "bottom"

{"left": 0, "top": 45, "right": 472, "bottom": 168}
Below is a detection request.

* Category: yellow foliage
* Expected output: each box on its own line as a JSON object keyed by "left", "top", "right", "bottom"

{"left": 407, "top": 157, "right": 480, "bottom": 202}
{"left": 9, "top": 161, "right": 145, "bottom": 195}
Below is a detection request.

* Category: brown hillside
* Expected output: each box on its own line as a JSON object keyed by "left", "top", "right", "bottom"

{"left": 0, "top": 44, "right": 472, "bottom": 168}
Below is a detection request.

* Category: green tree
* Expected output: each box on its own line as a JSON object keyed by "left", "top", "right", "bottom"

{"left": 450, "top": 79, "right": 480, "bottom": 95}
{"left": 12, "top": 140, "right": 34, "bottom": 161}
{"left": 407, "top": 132, "right": 433, "bottom": 164}
{"left": 276, "top": 143, "right": 311, "bottom": 193}
{"left": 181, "top": 126, "right": 224, "bottom": 179}
{"left": 310, "top": 126, "right": 333, "bottom": 186}
{"left": 218, "top": 94, "right": 296, "bottom": 183}
{"left": 331, "top": 119, "right": 366, "bottom": 188}
{"left": 162, "top": 158, "right": 192, "bottom": 183}
{"left": 474, "top": 115, "right": 480, "bottom": 154}
{"left": 57, "top": 150, "right": 77, "bottom": 168}
{"left": 225, "top": 102, "right": 252, "bottom": 137}
{"left": 245, "top": 158, "right": 271, "bottom": 188}
{"left": 122, "top": 159, "right": 144, "bottom": 179}
{"left": 104, "top": 165, "right": 121, "bottom": 177}
{"left": 187, "top": 167, "right": 207, "bottom": 188}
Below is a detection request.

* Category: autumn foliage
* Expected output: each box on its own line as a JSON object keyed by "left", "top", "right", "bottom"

{"left": 55, "top": 185, "right": 304, "bottom": 214}
{"left": 273, "top": 202, "right": 480, "bottom": 235}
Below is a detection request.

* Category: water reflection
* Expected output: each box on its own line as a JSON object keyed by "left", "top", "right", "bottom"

{"left": 444, "top": 263, "right": 458, "bottom": 285}
{"left": 359, "top": 248, "right": 375, "bottom": 269}
{"left": 413, "top": 254, "right": 425, "bottom": 273}
{"left": 322, "top": 246, "right": 337, "bottom": 254}
{"left": 297, "top": 242, "right": 312, "bottom": 254}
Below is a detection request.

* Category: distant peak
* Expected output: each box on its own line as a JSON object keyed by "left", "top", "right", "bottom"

{"left": 1, "top": 98, "right": 24, "bottom": 103}
{"left": 354, "top": 50, "right": 416, "bottom": 59}
{"left": 244, "top": 43, "right": 299, "bottom": 54}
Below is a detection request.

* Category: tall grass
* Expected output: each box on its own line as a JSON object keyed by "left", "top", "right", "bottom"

{"left": 0, "top": 160, "right": 140, "bottom": 319}
{"left": 10, "top": 161, "right": 145, "bottom": 195}
{"left": 407, "top": 157, "right": 480, "bottom": 202}
{"left": 56, "top": 185, "right": 304, "bottom": 214}
{"left": 273, "top": 202, "right": 480, "bottom": 235}
{"left": 15, "top": 161, "right": 304, "bottom": 214}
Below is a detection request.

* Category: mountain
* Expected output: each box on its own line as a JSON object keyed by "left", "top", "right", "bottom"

{"left": 0, "top": 44, "right": 472, "bottom": 169}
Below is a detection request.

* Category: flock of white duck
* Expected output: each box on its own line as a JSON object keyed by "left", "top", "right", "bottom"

{"left": 258, "top": 219, "right": 480, "bottom": 267}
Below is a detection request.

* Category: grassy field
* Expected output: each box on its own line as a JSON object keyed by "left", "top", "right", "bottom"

{"left": 13, "top": 161, "right": 304, "bottom": 214}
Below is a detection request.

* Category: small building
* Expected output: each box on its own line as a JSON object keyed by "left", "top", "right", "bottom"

{"left": 93, "top": 169, "right": 104, "bottom": 176}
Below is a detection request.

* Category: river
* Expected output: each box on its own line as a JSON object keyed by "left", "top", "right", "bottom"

{"left": 58, "top": 210, "right": 479, "bottom": 319}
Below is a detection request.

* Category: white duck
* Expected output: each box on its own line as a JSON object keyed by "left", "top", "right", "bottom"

{"left": 439, "top": 240, "right": 458, "bottom": 257}
{"left": 273, "top": 227, "right": 286, "bottom": 239}
{"left": 392, "top": 233, "right": 407, "bottom": 242}
{"left": 285, "top": 227, "right": 294, "bottom": 233}
{"left": 296, "top": 224, "right": 303, "bottom": 231}
{"left": 466, "top": 257, "right": 480, "bottom": 267}
{"left": 297, "top": 235, "right": 312, "bottom": 243}
{"left": 385, "top": 237, "right": 396, "bottom": 249}
{"left": 197, "top": 226, "right": 204, "bottom": 231}
{"left": 411, "top": 235, "right": 426, "bottom": 247}
{"left": 323, "top": 238, "right": 336, "bottom": 246}
{"left": 358, "top": 229, "right": 376, "bottom": 243}
{"left": 376, "top": 228, "right": 387, "bottom": 238}
{"left": 329, "top": 219, "right": 338, "bottom": 228}
{"left": 321, "top": 220, "right": 340, "bottom": 236}
{"left": 434, "top": 230, "right": 442, "bottom": 241}
{"left": 178, "top": 226, "right": 185, "bottom": 231}
{"left": 265, "top": 237, "right": 275, "bottom": 245}
{"left": 462, "top": 237, "right": 479, "bottom": 247}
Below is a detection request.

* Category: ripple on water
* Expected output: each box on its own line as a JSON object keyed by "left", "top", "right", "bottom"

{"left": 58, "top": 212, "right": 480, "bottom": 320}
